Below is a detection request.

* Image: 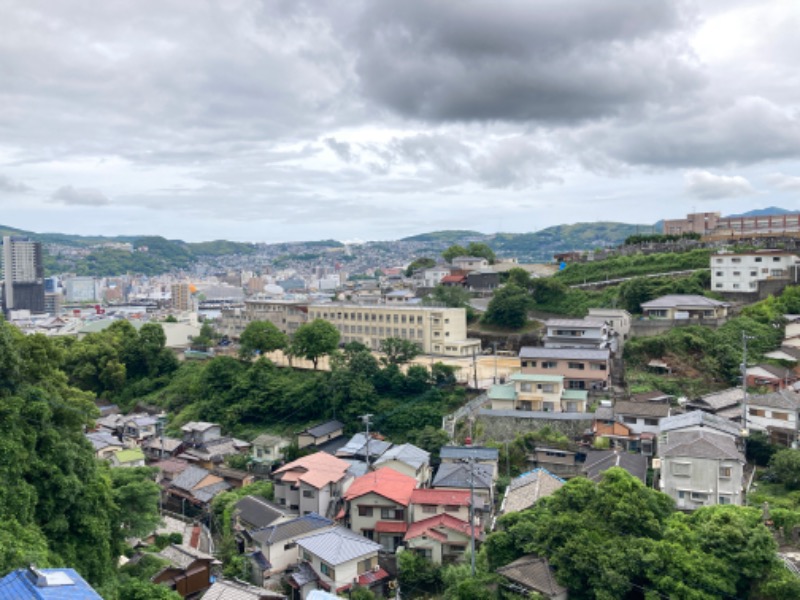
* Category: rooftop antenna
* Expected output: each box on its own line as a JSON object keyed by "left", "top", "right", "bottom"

{"left": 360, "top": 414, "right": 374, "bottom": 471}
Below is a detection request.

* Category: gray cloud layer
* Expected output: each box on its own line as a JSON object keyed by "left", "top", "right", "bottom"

{"left": 1, "top": 1, "right": 799, "bottom": 240}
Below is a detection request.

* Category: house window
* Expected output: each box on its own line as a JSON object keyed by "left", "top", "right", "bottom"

{"left": 691, "top": 492, "right": 708, "bottom": 502}
{"left": 773, "top": 412, "right": 789, "bottom": 421}
{"left": 302, "top": 490, "right": 315, "bottom": 498}
{"left": 320, "top": 562, "right": 336, "bottom": 580}
{"left": 644, "top": 418, "right": 659, "bottom": 426}
{"left": 719, "top": 495, "right": 732, "bottom": 505}
{"left": 302, "top": 550, "right": 311, "bottom": 562}
{"left": 444, "top": 505, "right": 460, "bottom": 512}
{"left": 731, "top": 258, "right": 741, "bottom": 263}
{"left": 358, "top": 506, "right": 374, "bottom": 517}
{"left": 362, "top": 529, "right": 374, "bottom": 540}
{"left": 278, "top": 498, "right": 286, "bottom": 505}
{"left": 678, "top": 490, "right": 686, "bottom": 499}
{"left": 357, "top": 557, "right": 376, "bottom": 575}
{"left": 568, "top": 362, "right": 585, "bottom": 370}
{"left": 381, "top": 508, "right": 404, "bottom": 520}
{"left": 542, "top": 361, "right": 557, "bottom": 369}
{"left": 750, "top": 271, "right": 757, "bottom": 276}
{"left": 719, "top": 466, "right": 732, "bottom": 478}
{"left": 422, "top": 505, "right": 437, "bottom": 514}
{"left": 749, "top": 408, "right": 766, "bottom": 417}
{"left": 672, "top": 462, "right": 691, "bottom": 476}
{"left": 732, "top": 271, "right": 741, "bottom": 276}
{"left": 755, "top": 257, "right": 762, "bottom": 262}
{"left": 715, "top": 271, "right": 723, "bottom": 276}
{"left": 539, "top": 384, "right": 555, "bottom": 393}
{"left": 623, "top": 416, "right": 637, "bottom": 424}
{"left": 284, "top": 542, "right": 296, "bottom": 550}
{"left": 590, "top": 363, "right": 606, "bottom": 371}
{"left": 520, "top": 382, "right": 532, "bottom": 392}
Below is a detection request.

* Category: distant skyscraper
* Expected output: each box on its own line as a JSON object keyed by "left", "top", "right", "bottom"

{"left": 1, "top": 236, "right": 45, "bottom": 316}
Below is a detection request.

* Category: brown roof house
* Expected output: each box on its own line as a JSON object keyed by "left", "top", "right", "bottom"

{"left": 152, "top": 544, "right": 221, "bottom": 597}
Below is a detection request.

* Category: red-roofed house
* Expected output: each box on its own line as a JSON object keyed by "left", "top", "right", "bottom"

{"left": 404, "top": 513, "right": 481, "bottom": 564}
{"left": 273, "top": 452, "right": 353, "bottom": 516}
{"left": 441, "top": 274, "right": 467, "bottom": 288}
{"left": 409, "top": 488, "right": 474, "bottom": 523}
{"left": 342, "top": 467, "right": 417, "bottom": 552}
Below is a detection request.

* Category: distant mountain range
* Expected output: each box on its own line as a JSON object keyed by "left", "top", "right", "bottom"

{"left": 725, "top": 206, "right": 797, "bottom": 218}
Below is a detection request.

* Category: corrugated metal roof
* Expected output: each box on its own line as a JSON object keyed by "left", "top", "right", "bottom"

{"left": 235, "top": 496, "right": 287, "bottom": 529}
{"left": 373, "top": 443, "right": 430, "bottom": 470}
{"left": 249, "top": 513, "right": 333, "bottom": 547}
{"left": 488, "top": 383, "right": 517, "bottom": 400}
{"left": 433, "top": 462, "right": 493, "bottom": 490}
{"left": 661, "top": 430, "right": 743, "bottom": 461}
{"left": 660, "top": 410, "right": 740, "bottom": 437}
{"left": 202, "top": 578, "right": 286, "bottom": 599}
{"left": 509, "top": 373, "right": 564, "bottom": 383}
{"left": 296, "top": 527, "right": 382, "bottom": 565}
{"left": 302, "top": 420, "right": 344, "bottom": 439}
{"left": 440, "top": 446, "right": 499, "bottom": 462}
{"left": 545, "top": 318, "right": 606, "bottom": 328}
{"left": 171, "top": 465, "right": 211, "bottom": 491}
{"left": 0, "top": 568, "right": 103, "bottom": 600}
{"left": 613, "top": 400, "right": 670, "bottom": 418}
{"left": 640, "top": 294, "right": 729, "bottom": 309}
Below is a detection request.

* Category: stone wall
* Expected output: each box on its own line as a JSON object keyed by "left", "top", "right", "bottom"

{"left": 630, "top": 318, "right": 725, "bottom": 338}
{"left": 474, "top": 410, "right": 593, "bottom": 443}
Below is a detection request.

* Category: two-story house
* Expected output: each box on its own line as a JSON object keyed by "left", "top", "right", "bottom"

{"left": 451, "top": 256, "right": 489, "bottom": 272}
{"left": 496, "top": 468, "right": 564, "bottom": 521}
{"left": 659, "top": 430, "right": 745, "bottom": 509}
{"left": 292, "top": 527, "right": 388, "bottom": 598}
{"left": 297, "top": 421, "right": 345, "bottom": 450}
{"left": 746, "top": 364, "right": 798, "bottom": 392}
{"left": 488, "top": 373, "right": 588, "bottom": 413}
{"left": 122, "top": 414, "right": 161, "bottom": 445}
{"left": 85, "top": 431, "right": 125, "bottom": 460}
{"left": 432, "top": 462, "right": 494, "bottom": 508}
{"left": 746, "top": 389, "right": 800, "bottom": 446}
{"left": 543, "top": 318, "right": 612, "bottom": 350}
{"left": 614, "top": 400, "right": 672, "bottom": 436}
{"left": 440, "top": 446, "right": 500, "bottom": 481}
{"left": 243, "top": 513, "right": 335, "bottom": 585}
{"left": 408, "top": 488, "right": 476, "bottom": 523}
{"left": 181, "top": 421, "right": 222, "bottom": 446}
{"left": 519, "top": 347, "right": 611, "bottom": 391}
{"left": 373, "top": 443, "right": 432, "bottom": 486}
{"left": 342, "top": 466, "right": 417, "bottom": 551}
{"left": 404, "top": 513, "right": 482, "bottom": 565}
{"left": 273, "top": 453, "right": 352, "bottom": 517}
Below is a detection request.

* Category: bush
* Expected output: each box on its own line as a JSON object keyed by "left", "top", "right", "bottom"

{"left": 770, "top": 449, "right": 800, "bottom": 490}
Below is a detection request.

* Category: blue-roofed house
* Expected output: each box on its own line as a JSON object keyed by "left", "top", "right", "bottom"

{"left": 0, "top": 566, "right": 103, "bottom": 600}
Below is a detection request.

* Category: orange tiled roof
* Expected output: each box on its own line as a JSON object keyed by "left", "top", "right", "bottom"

{"left": 344, "top": 466, "right": 417, "bottom": 506}
{"left": 274, "top": 452, "right": 351, "bottom": 489}
{"left": 410, "top": 488, "right": 471, "bottom": 506}
{"left": 404, "top": 513, "right": 479, "bottom": 542}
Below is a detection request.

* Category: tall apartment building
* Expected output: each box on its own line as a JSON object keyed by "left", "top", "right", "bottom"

{"left": 65, "top": 276, "right": 99, "bottom": 302}
{"left": 2, "top": 236, "right": 45, "bottom": 316}
{"left": 711, "top": 251, "right": 800, "bottom": 292}
{"left": 307, "top": 304, "right": 481, "bottom": 356}
{"left": 171, "top": 283, "right": 192, "bottom": 311}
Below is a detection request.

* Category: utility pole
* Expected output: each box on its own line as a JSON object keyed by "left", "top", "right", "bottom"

{"left": 466, "top": 457, "right": 476, "bottom": 577}
{"left": 472, "top": 347, "right": 478, "bottom": 390}
{"left": 360, "top": 414, "right": 374, "bottom": 470}
{"left": 741, "top": 332, "right": 754, "bottom": 437}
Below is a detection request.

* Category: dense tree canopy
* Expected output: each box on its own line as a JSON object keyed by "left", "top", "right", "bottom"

{"left": 487, "top": 468, "right": 786, "bottom": 600}
{"left": 483, "top": 284, "right": 531, "bottom": 329}
{"left": 379, "top": 337, "right": 422, "bottom": 366}
{"left": 405, "top": 257, "right": 437, "bottom": 276}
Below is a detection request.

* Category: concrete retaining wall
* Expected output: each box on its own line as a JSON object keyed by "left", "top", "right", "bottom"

{"left": 474, "top": 410, "right": 593, "bottom": 442}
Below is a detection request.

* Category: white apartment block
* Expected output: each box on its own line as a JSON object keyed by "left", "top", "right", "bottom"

{"left": 308, "top": 304, "right": 481, "bottom": 357}
{"left": 711, "top": 251, "right": 800, "bottom": 292}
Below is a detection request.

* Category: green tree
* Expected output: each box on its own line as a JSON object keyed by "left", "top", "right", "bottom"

{"left": 424, "top": 284, "right": 472, "bottom": 308}
{"left": 506, "top": 267, "right": 532, "bottom": 289}
{"left": 290, "top": 319, "right": 340, "bottom": 369}
{"left": 442, "top": 244, "right": 468, "bottom": 263}
{"left": 239, "top": 320, "right": 288, "bottom": 359}
{"left": 483, "top": 284, "right": 531, "bottom": 329}
{"left": 380, "top": 337, "right": 422, "bottom": 366}
{"left": 770, "top": 449, "right": 800, "bottom": 490}
{"left": 398, "top": 550, "right": 443, "bottom": 598}
{"left": 405, "top": 257, "right": 437, "bottom": 277}
{"left": 466, "top": 242, "right": 496, "bottom": 264}
{"left": 109, "top": 467, "right": 162, "bottom": 539}
{"left": 191, "top": 321, "right": 217, "bottom": 350}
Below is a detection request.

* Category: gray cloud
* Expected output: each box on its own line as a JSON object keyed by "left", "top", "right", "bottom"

{"left": 0, "top": 174, "right": 31, "bottom": 193}
{"left": 352, "top": 0, "right": 703, "bottom": 122}
{"left": 51, "top": 185, "right": 110, "bottom": 206}
{"left": 766, "top": 173, "right": 800, "bottom": 191}
{"left": 684, "top": 170, "right": 755, "bottom": 199}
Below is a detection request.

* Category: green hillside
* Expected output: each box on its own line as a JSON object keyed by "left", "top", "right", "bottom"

{"left": 401, "top": 230, "right": 488, "bottom": 243}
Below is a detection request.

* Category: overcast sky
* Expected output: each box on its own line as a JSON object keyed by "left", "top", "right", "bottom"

{"left": 1, "top": 0, "right": 799, "bottom": 243}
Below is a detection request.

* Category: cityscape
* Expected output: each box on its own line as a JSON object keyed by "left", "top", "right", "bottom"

{"left": 3, "top": 1, "right": 800, "bottom": 600}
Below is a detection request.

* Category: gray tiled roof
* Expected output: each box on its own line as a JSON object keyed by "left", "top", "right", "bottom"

{"left": 202, "top": 578, "right": 286, "bottom": 599}
{"left": 661, "top": 430, "right": 743, "bottom": 461}
{"left": 519, "top": 347, "right": 610, "bottom": 360}
{"left": 690, "top": 388, "right": 742, "bottom": 411}
{"left": 159, "top": 544, "right": 217, "bottom": 569}
{"left": 193, "top": 481, "right": 231, "bottom": 503}
{"left": 440, "top": 446, "right": 499, "bottom": 462}
{"left": 748, "top": 389, "right": 800, "bottom": 411}
{"left": 171, "top": 465, "right": 211, "bottom": 492}
{"left": 594, "top": 406, "right": 614, "bottom": 421}
{"left": 640, "top": 294, "right": 729, "bottom": 309}
{"left": 296, "top": 527, "right": 382, "bottom": 565}
{"left": 235, "top": 496, "right": 287, "bottom": 529}
{"left": 501, "top": 469, "right": 564, "bottom": 515}
{"left": 614, "top": 400, "right": 670, "bottom": 419}
{"left": 660, "top": 410, "right": 741, "bottom": 437}
{"left": 336, "top": 433, "right": 392, "bottom": 459}
{"left": 249, "top": 513, "right": 333, "bottom": 547}
{"left": 583, "top": 450, "right": 648, "bottom": 483}
{"left": 302, "top": 420, "right": 344, "bottom": 439}
{"left": 374, "top": 443, "right": 430, "bottom": 470}
{"left": 433, "top": 462, "right": 493, "bottom": 490}
{"left": 545, "top": 318, "right": 606, "bottom": 328}
{"left": 85, "top": 431, "right": 124, "bottom": 451}
{"left": 497, "top": 555, "right": 567, "bottom": 597}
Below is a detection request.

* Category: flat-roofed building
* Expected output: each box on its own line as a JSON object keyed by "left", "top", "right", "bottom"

{"left": 307, "top": 304, "right": 481, "bottom": 357}
{"left": 519, "top": 347, "right": 610, "bottom": 391}
{"left": 711, "top": 251, "right": 800, "bottom": 293}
